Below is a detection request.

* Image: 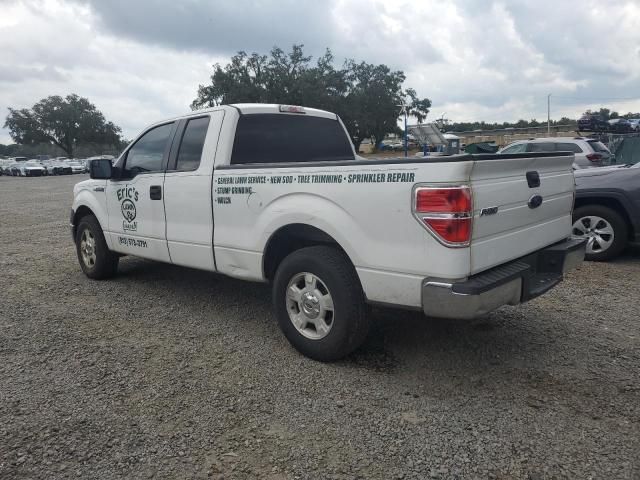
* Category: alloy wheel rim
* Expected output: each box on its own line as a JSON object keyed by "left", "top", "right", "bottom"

{"left": 80, "top": 229, "right": 97, "bottom": 268}
{"left": 572, "top": 215, "right": 614, "bottom": 254}
{"left": 286, "top": 272, "right": 335, "bottom": 340}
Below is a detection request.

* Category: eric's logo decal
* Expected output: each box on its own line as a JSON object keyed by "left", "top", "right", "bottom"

{"left": 121, "top": 199, "right": 136, "bottom": 222}
{"left": 117, "top": 186, "right": 139, "bottom": 232}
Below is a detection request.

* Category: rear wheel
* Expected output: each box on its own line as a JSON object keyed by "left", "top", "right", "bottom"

{"left": 272, "top": 246, "right": 369, "bottom": 361}
{"left": 572, "top": 205, "right": 628, "bottom": 261}
{"left": 75, "top": 214, "right": 119, "bottom": 279}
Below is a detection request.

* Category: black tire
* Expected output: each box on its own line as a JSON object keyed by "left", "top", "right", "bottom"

{"left": 75, "top": 214, "right": 119, "bottom": 279}
{"left": 272, "top": 246, "right": 369, "bottom": 362}
{"left": 572, "top": 205, "right": 628, "bottom": 261}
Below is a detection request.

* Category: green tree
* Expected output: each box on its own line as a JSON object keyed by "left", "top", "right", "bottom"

{"left": 4, "top": 94, "right": 122, "bottom": 158}
{"left": 342, "top": 61, "right": 430, "bottom": 150}
{"left": 192, "top": 45, "right": 430, "bottom": 152}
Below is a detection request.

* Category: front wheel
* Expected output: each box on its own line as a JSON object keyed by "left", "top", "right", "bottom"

{"left": 572, "top": 205, "right": 628, "bottom": 261}
{"left": 272, "top": 246, "right": 369, "bottom": 361}
{"left": 75, "top": 214, "right": 119, "bottom": 279}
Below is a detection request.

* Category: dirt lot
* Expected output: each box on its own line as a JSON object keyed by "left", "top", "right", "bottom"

{"left": 1, "top": 174, "right": 638, "bottom": 479}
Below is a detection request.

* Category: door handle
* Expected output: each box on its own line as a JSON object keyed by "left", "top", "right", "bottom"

{"left": 526, "top": 171, "right": 540, "bottom": 188}
{"left": 150, "top": 185, "right": 162, "bottom": 200}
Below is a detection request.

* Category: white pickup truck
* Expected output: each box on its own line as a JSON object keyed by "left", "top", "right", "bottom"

{"left": 71, "top": 104, "right": 585, "bottom": 360}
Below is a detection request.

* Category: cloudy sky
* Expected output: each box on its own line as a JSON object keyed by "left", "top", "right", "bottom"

{"left": 1, "top": 0, "right": 639, "bottom": 143}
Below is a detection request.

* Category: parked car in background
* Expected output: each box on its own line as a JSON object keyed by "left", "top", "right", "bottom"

{"left": 608, "top": 118, "right": 632, "bottom": 133}
{"left": 628, "top": 119, "right": 640, "bottom": 131}
{"left": 1, "top": 161, "right": 12, "bottom": 175}
{"left": 378, "top": 141, "right": 394, "bottom": 151}
{"left": 0, "top": 159, "right": 14, "bottom": 175}
{"left": 17, "top": 160, "right": 46, "bottom": 177}
{"left": 578, "top": 114, "right": 608, "bottom": 132}
{"left": 36, "top": 160, "right": 50, "bottom": 175}
{"left": 66, "top": 161, "right": 86, "bottom": 174}
{"left": 46, "top": 161, "right": 73, "bottom": 175}
{"left": 573, "top": 165, "right": 640, "bottom": 261}
{"left": 498, "top": 137, "right": 614, "bottom": 168}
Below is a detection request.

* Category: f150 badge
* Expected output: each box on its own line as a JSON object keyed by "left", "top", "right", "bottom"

{"left": 480, "top": 206, "right": 498, "bottom": 216}
{"left": 117, "top": 186, "right": 139, "bottom": 232}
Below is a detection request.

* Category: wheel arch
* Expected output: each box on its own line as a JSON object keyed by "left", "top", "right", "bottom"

{"left": 574, "top": 195, "right": 635, "bottom": 240}
{"left": 262, "top": 223, "right": 353, "bottom": 282}
{"left": 71, "top": 190, "right": 109, "bottom": 247}
{"left": 72, "top": 205, "right": 97, "bottom": 241}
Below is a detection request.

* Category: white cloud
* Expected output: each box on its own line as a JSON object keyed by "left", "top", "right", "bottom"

{"left": 1, "top": 0, "right": 639, "bottom": 144}
{"left": 0, "top": 0, "right": 223, "bottom": 143}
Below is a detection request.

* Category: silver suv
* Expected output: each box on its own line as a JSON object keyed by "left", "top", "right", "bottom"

{"left": 499, "top": 137, "right": 613, "bottom": 168}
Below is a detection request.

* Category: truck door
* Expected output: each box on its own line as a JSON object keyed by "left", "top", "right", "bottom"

{"left": 163, "top": 111, "right": 224, "bottom": 271}
{"left": 105, "top": 121, "right": 176, "bottom": 261}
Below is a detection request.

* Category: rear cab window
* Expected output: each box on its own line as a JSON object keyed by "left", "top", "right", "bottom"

{"left": 174, "top": 116, "right": 210, "bottom": 171}
{"left": 231, "top": 114, "right": 354, "bottom": 165}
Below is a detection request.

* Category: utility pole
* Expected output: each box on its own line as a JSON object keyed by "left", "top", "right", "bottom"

{"left": 547, "top": 93, "right": 551, "bottom": 135}
{"left": 404, "top": 108, "right": 408, "bottom": 158}
{"left": 397, "top": 100, "right": 409, "bottom": 158}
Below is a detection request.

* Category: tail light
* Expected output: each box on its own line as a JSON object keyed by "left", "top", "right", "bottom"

{"left": 413, "top": 185, "right": 473, "bottom": 247}
{"left": 586, "top": 153, "right": 602, "bottom": 162}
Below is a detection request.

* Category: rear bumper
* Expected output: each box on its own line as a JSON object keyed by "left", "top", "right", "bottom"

{"left": 421, "top": 238, "right": 586, "bottom": 319}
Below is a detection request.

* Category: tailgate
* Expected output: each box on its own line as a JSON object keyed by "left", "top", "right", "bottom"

{"left": 469, "top": 152, "right": 575, "bottom": 274}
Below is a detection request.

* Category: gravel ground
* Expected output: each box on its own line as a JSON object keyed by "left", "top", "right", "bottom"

{"left": 0, "top": 174, "right": 639, "bottom": 480}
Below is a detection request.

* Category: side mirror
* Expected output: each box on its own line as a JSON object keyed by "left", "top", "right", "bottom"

{"left": 89, "top": 159, "right": 112, "bottom": 179}
{"left": 89, "top": 158, "right": 113, "bottom": 180}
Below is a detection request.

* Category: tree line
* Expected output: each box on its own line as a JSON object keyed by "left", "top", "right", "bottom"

{"left": 3, "top": 45, "right": 638, "bottom": 157}
{"left": 445, "top": 108, "right": 640, "bottom": 133}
